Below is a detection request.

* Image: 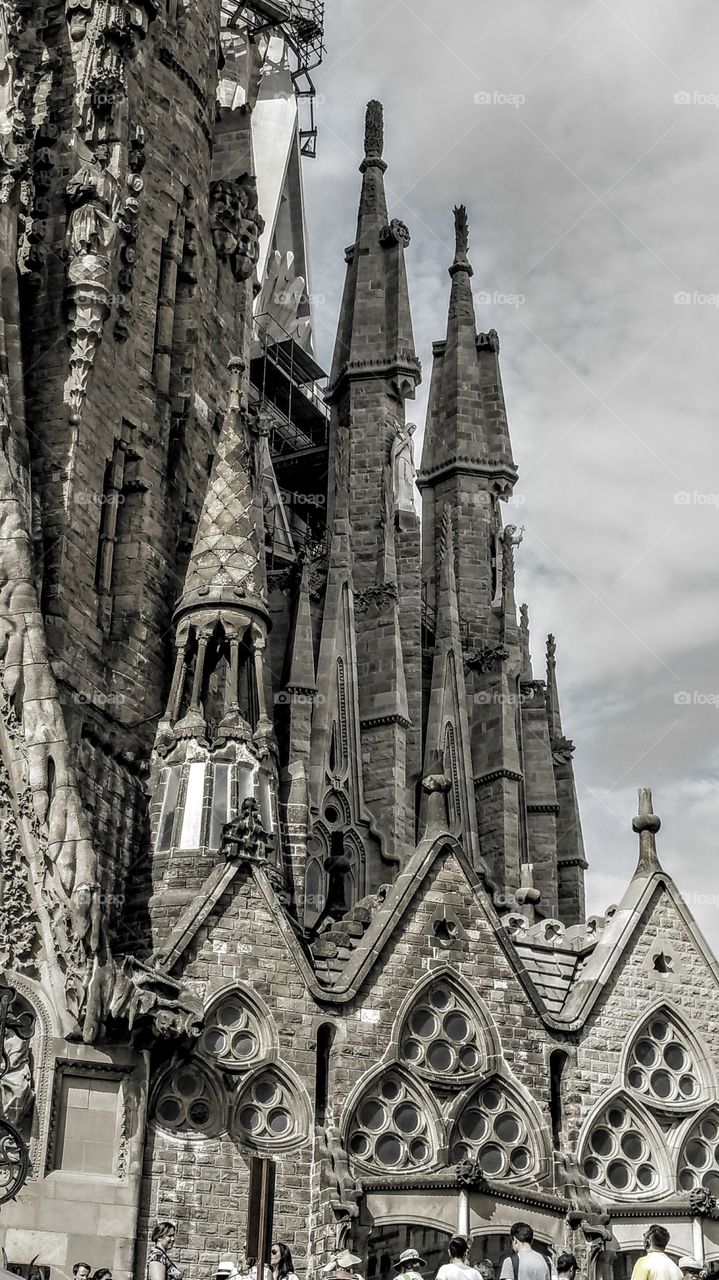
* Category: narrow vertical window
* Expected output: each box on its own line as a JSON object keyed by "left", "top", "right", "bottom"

{"left": 549, "top": 1049, "right": 567, "bottom": 1150}
{"left": 208, "top": 763, "right": 231, "bottom": 850}
{"left": 178, "top": 762, "right": 206, "bottom": 849}
{"left": 156, "top": 766, "right": 181, "bottom": 851}
{"left": 314, "top": 1023, "right": 336, "bottom": 1126}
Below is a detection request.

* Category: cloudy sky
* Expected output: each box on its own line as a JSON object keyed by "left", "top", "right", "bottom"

{"left": 301, "top": 0, "right": 719, "bottom": 946}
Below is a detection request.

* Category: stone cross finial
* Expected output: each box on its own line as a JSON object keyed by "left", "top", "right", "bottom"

{"left": 632, "top": 787, "right": 662, "bottom": 875}
{"left": 364, "top": 99, "right": 384, "bottom": 158}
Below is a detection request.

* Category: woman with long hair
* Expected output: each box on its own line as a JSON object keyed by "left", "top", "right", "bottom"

{"left": 270, "top": 1243, "right": 299, "bottom": 1280}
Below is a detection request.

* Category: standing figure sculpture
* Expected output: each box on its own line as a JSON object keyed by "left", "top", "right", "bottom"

{"left": 390, "top": 420, "right": 417, "bottom": 528}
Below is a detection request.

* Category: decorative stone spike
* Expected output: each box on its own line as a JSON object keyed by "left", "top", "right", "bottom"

{"left": 632, "top": 787, "right": 662, "bottom": 875}
{"left": 451, "top": 204, "right": 473, "bottom": 276}
{"left": 364, "top": 99, "right": 383, "bottom": 159}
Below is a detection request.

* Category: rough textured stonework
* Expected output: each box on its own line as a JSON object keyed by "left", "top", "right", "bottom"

{"left": 1, "top": 26, "right": 718, "bottom": 1280}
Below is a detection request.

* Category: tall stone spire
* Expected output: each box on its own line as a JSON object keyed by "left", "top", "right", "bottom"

{"left": 419, "top": 206, "right": 523, "bottom": 899}
{"left": 321, "top": 102, "right": 423, "bottom": 875}
{"left": 174, "top": 358, "right": 265, "bottom": 624}
{"left": 146, "top": 361, "right": 280, "bottom": 943}
{"left": 546, "top": 634, "right": 588, "bottom": 923}
{"left": 420, "top": 505, "right": 479, "bottom": 861}
{"left": 419, "top": 205, "right": 517, "bottom": 510}
{"left": 327, "top": 101, "right": 419, "bottom": 398}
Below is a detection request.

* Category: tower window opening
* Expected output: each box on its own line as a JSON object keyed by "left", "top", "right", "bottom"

{"left": 549, "top": 1049, "right": 568, "bottom": 1150}
{"left": 314, "top": 1022, "right": 336, "bottom": 1126}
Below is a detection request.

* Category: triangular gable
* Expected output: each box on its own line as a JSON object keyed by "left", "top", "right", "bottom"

{"left": 561, "top": 870, "right": 719, "bottom": 1029}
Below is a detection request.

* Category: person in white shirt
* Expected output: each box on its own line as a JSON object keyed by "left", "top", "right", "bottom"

{"left": 499, "top": 1224, "right": 551, "bottom": 1280}
{"left": 435, "top": 1236, "right": 483, "bottom": 1280}
{"left": 630, "top": 1227, "right": 682, "bottom": 1280}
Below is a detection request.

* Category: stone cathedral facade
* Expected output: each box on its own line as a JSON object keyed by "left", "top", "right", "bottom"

{"left": 1, "top": 6, "right": 719, "bottom": 1280}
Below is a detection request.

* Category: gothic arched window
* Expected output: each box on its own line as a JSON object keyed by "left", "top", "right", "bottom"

{"left": 347, "top": 1070, "right": 437, "bottom": 1172}
{"left": 678, "top": 1109, "right": 719, "bottom": 1196}
{"left": 231, "top": 1066, "right": 310, "bottom": 1151}
{"left": 626, "top": 1009, "right": 703, "bottom": 1109}
{"left": 580, "top": 1095, "right": 663, "bottom": 1198}
{"left": 153, "top": 1061, "right": 223, "bottom": 1137}
{"left": 449, "top": 1078, "right": 539, "bottom": 1178}
{"left": 397, "top": 974, "right": 496, "bottom": 1085}
{"left": 198, "top": 992, "right": 267, "bottom": 1071}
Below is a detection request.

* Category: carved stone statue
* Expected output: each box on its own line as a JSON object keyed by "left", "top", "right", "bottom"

{"left": 65, "top": 0, "right": 95, "bottom": 43}
{"left": 222, "top": 796, "right": 267, "bottom": 862}
{"left": 0, "top": 1032, "right": 34, "bottom": 1132}
{"left": 209, "top": 174, "right": 264, "bottom": 282}
{"left": 504, "top": 523, "right": 524, "bottom": 550}
{"left": 66, "top": 149, "right": 120, "bottom": 274}
{"left": 389, "top": 420, "right": 416, "bottom": 527}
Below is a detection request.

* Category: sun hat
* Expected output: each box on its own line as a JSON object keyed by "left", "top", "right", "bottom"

{"left": 393, "top": 1251, "right": 427, "bottom": 1273}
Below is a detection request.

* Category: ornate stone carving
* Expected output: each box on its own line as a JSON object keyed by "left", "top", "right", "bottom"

{"left": 353, "top": 582, "right": 398, "bottom": 617}
{"left": 551, "top": 734, "right": 576, "bottom": 764}
{"left": 389, "top": 419, "right": 416, "bottom": 526}
{"left": 0, "top": 0, "right": 27, "bottom": 205}
{"left": 466, "top": 643, "right": 509, "bottom": 673}
{"left": 379, "top": 218, "right": 410, "bottom": 248}
{"left": 221, "top": 797, "right": 268, "bottom": 862}
{"left": 456, "top": 1156, "right": 490, "bottom": 1190}
{"left": 0, "top": 1031, "right": 34, "bottom": 1130}
{"left": 0, "top": 758, "right": 36, "bottom": 970}
{"left": 67, "top": 0, "right": 158, "bottom": 126}
{"left": 64, "top": 145, "right": 121, "bottom": 423}
{"left": 364, "top": 99, "right": 383, "bottom": 158}
{"left": 555, "top": 1151, "right": 613, "bottom": 1245}
{"left": 323, "top": 1125, "right": 363, "bottom": 1227}
{"left": 114, "top": 124, "right": 146, "bottom": 341}
{"left": 477, "top": 328, "right": 500, "bottom": 352}
{"left": 209, "top": 173, "right": 264, "bottom": 281}
{"left": 689, "top": 1186, "right": 718, "bottom": 1218}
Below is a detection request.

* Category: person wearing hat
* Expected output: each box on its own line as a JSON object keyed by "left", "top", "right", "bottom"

{"left": 323, "top": 1249, "right": 364, "bottom": 1280}
{"left": 678, "top": 1259, "right": 706, "bottom": 1280}
{"left": 394, "top": 1249, "right": 427, "bottom": 1280}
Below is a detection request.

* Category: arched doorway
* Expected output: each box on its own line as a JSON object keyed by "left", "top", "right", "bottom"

{"left": 366, "top": 1225, "right": 452, "bottom": 1280}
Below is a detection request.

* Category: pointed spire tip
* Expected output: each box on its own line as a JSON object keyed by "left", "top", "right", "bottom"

{"left": 632, "top": 787, "right": 662, "bottom": 875}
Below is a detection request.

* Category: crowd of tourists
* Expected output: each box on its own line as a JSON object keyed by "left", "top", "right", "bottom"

{"left": 69, "top": 1218, "right": 711, "bottom": 1280}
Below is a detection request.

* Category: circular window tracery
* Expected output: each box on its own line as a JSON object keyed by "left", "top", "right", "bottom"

{"left": 348, "top": 1073, "right": 434, "bottom": 1170}
{"left": 200, "top": 995, "right": 263, "bottom": 1070}
{"left": 678, "top": 1111, "right": 719, "bottom": 1195}
{"left": 233, "top": 1072, "right": 298, "bottom": 1145}
{"left": 626, "top": 1014, "right": 701, "bottom": 1107}
{"left": 450, "top": 1082, "right": 535, "bottom": 1178}
{"left": 400, "top": 982, "right": 484, "bottom": 1080}
{"left": 155, "top": 1064, "right": 219, "bottom": 1136}
{"left": 581, "top": 1101, "right": 658, "bottom": 1196}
